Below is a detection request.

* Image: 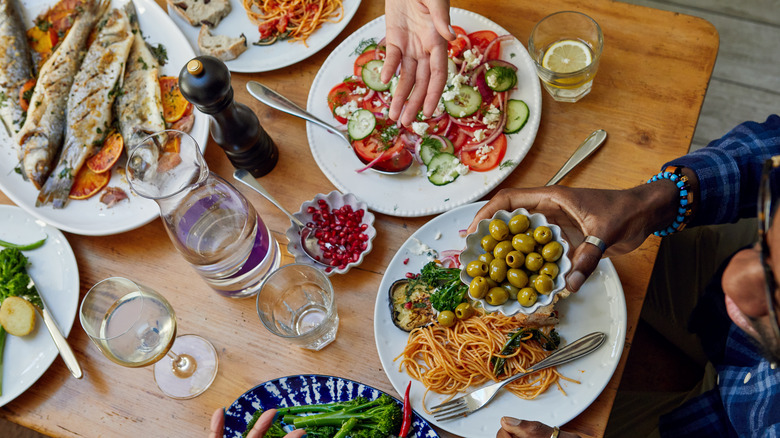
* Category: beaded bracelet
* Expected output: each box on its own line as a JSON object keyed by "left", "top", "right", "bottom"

{"left": 646, "top": 166, "right": 693, "bottom": 236}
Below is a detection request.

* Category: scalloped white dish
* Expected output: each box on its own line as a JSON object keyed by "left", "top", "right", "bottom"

{"left": 460, "top": 208, "right": 572, "bottom": 315}
{"left": 285, "top": 191, "right": 376, "bottom": 275}
{"left": 0, "top": 0, "right": 208, "bottom": 236}
{"left": 306, "top": 8, "right": 542, "bottom": 217}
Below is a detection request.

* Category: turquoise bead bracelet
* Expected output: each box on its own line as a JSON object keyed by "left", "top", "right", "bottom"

{"left": 646, "top": 166, "right": 693, "bottom": 236}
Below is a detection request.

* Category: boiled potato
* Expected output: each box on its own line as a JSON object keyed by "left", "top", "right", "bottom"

{"left": 0, "top": 296, "right": 37, "bottom": 336}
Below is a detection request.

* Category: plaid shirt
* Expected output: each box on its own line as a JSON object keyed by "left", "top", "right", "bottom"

{"left": 656, "top": 115, "right": 780, "bottom": 437}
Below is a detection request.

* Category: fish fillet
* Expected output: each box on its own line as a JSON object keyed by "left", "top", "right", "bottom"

{"left": 0, "top": 0, "right": 34, "bottom": 136}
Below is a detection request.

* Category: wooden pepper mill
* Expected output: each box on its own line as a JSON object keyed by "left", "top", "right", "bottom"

{"left": 179, "top": 56, "right": 278, "bottom": 177}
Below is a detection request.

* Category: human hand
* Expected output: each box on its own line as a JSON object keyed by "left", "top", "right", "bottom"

{"left": 467, "top": 186, "right": 668, "bottom": 292}
{"left": 209, "top": 407, "right": 306, "bottom": 438}
{"left": 496, "top": 417, "right": 582, "bottom": 438}
{"left": 382, "top": 0, "right": 455, "bottom": 126}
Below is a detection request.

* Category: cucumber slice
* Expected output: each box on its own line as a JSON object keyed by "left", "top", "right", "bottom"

{"left": 347, "top": 109, "right": 376, "bottom": 140}
{"left": 361, "top": 43, "right": 377, "bottom": 53}
{"left": 443, "top": 85, "right": 482, "bottom": 118}
{"left": 420, "top": 137, "right": 455, "bottom": 166}
{"left": 485, "top": 66, "right": 517, "bottom": 92}
{"left": 427, "top": 152, "right": 463, "bottom": 186}
{"left": 503, "top": 99, "right": 529, "bottom": 134}
{"left": 362, "top": 59, "right": 391, "bottom": 91}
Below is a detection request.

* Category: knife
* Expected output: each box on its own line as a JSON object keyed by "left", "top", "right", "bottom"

{"left": 26, "top": 276, "right": 83, "bottom": 379}
{"left": 545, "top": 129, "right": 607, "bottom": 186}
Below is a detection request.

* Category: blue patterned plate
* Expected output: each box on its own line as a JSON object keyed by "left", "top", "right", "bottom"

{"left": 223, "top": 374, "right": 440, "bottom": 438}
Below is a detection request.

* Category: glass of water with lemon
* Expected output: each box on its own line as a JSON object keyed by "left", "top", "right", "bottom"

{"left": 529, "top": 11, "right": 603, "bottom": 102}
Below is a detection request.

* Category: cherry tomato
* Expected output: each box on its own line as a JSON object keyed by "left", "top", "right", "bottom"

{"left": 354, "top": 49, "right": 385, "bottom": 76}
{"left": 468, "top": 30, "right": 500, "bottom": 60}
{"left": 327, "top": 81, "right": 364, "bottom": 124}
{"left": 460, "top": 133, "right": 507, "bottom": 171}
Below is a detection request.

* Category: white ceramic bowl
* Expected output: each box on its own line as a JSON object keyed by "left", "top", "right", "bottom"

{"left": 285, "top": 191, "right": 376, "bottom": 276}
{"left": 459, "top": 208, "right": 571, "bottom": 315}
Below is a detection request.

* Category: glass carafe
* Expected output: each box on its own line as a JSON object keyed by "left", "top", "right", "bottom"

{"left": 127, "top": 130, "right": 280, "bottom": 298}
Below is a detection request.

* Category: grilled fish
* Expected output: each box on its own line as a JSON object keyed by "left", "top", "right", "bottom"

{"left": 37, "top": 6, "right": 133, "bottom": 208}
{"left": 115, "top": 1, "right": 166, "bottom": 157}
{"left": 16, "top": 0, "right": 103, "bottom": 189}
{"left": 0, "top": 0, "right": 34, "bottom": 135}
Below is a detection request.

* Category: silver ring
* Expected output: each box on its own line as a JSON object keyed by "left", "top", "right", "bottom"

{"left": 584, "top": 235, "right": 607, "bottom": 253}
{"left": 550, "top": 426, "right": 560, "bottom": 438}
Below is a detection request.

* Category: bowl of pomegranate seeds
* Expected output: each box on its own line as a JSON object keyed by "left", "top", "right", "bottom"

{"left": 285, "top": 191, "right": 376, "bottom": 275}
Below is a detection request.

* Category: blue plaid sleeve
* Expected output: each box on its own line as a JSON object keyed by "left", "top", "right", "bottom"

{"left": 663, "top": 114, "right": 780, "bottom": 227}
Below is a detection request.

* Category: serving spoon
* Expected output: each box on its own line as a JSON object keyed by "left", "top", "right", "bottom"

{"left": 233, "top": 169, "right": 331, "bottom": 268}
{"left": 245, "top": 81, "right": 413, "bottom": 174}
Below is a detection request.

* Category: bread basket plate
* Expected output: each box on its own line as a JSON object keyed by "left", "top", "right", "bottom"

{"left": 1, "top": 0, "right": 208, "bottom": 236}
{"left": 167, "top": 0, "right": 361, "bottom": 73}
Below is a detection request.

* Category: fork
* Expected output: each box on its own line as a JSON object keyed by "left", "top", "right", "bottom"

{"left": 431, "top": 332, "right": 606, "bottom": 421}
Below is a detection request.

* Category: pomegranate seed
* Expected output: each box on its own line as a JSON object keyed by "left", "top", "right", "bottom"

{"left": 405, "top": 272, "right": 415, "bottom": 279}
{"left": 403, "top": 258, "right": 409, "bottom": 265}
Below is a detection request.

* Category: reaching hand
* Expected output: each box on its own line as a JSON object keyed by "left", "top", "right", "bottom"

{"left": 496, "top": 417, "right": 582, "bottom": 438}
{"left": 467, "top": 186, "right": 669, "bottom": 292}
{"left": 209, "top": 408, "right": 306, "bottom": 438}
{"left": 382, "top": 0, "right": 455, "bottom": 126}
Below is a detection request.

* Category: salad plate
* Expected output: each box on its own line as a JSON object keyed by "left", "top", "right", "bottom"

{"left": 0, "top": 205, "right": 79, "bottom": 408}
{"left": 0, "top": 0, "right": 209, "bottom": 236}
{"left": 223, "top": 374, "right": 439, "bottom": 438}
{"left": 373, "top": 202, "right": 627, "bottom": 437}
{"left": 167, "top": 0, "right": 361, "bottom": 73}
{"left": 306, "top": 8, "right": 542, "bottom": 217}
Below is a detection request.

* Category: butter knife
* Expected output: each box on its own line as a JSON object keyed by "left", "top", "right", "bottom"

{"left": 546, "top": 129, "right": 607, "bottom": 186}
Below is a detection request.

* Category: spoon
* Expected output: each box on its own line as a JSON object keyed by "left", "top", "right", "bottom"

{"left": 545, "top": 129, "right": 607, "bottom": 186}
{"left": 233, "top": 169, "right": 331, "bottom": 268}
{"left": 245, "top": 81, "right": 413, "bottom": 174}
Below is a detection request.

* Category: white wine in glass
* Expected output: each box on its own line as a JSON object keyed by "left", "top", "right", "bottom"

{"left": 80, "top": 277, "right": 218, "bottom": 399}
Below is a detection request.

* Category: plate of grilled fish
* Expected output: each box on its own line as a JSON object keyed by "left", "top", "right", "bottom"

{"left": 0, "top": 0, "right": 208, "bottom": 236}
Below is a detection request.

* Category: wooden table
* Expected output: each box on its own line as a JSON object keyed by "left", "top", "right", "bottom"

{"left": 0, "top": 0, "right": 718, "bottom": 437}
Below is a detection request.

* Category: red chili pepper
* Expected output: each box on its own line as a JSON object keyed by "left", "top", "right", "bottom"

{"left": 399, "top": 381, "right": 412, "bottom": 437}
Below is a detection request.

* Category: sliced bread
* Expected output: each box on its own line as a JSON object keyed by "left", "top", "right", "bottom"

{"left": 198, "top": 25, "right": 248, "bottom": 61}
{"left": 168, "top": 0, "right": 231, "bottom": 27}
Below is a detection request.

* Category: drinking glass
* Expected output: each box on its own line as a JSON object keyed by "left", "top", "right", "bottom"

{"left": 80, "top": 277, "right": 218, "bottom": 399}
{"left": 126, "top": 129, "right": 280, "bottom": 298}
{"left": 256, "top": 264, "right": 339, "bottom": 351}
{"left": 528, "top": 11, "right": 603, "bottom": 102}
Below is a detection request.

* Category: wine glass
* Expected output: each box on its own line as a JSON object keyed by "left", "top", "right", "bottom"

{"left": 80, "top": 277, "right": 218, "bottom": 399}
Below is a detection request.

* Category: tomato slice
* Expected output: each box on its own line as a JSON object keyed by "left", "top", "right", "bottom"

{"left": 327, "top": 81, "right": 363, "bottom": 124}
{"left": 426, "top": 118, "right": 449, "bottom": 136}
{"left": 448, "top": 34, "right": 469, "bottom": 58}
{"left": 460, "top": 133, "right": 507, "bottom": 171}
{"left": 468, "top": 30, "right": 500, "bottom": 60}
{"left": 352, "top": 134, "right": 404, "bottom": 163}
{"left": 362, "top": 95, "right": 386, "bottom": 114}
{"left": 447, "top": 125, "right": 479, "bottom": 152}
{"left": 451, "top": 25, "right": 467, "bottom": 36}
{"left": 373, "top": 148, "right": 414, "bottom": 173}
{"left": 354, "top": 49, "right": 385, "bottom": 76}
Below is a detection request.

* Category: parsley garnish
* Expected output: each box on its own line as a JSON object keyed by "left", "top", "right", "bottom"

{"left": 353, "top": 38, "right": 378, "bottom": 55}
{"left": 147, "top": 43, "right": 168, "bottom": 66}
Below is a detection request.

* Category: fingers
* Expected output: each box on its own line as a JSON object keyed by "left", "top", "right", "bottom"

{"left": 498, "top": 417, "right": 581, "bottom": 438}
{"left": 426, "top": 0, "right": 455, "bottom": 40}
{"left": 565, "top": 240, "right": 604, "bottom": 293}
{"left": 246, "top": 409, "right": 279, "bottom": 438}
{"left": 423, "top": 45, "right": 448, "bottom": 116}
{"left": 208, "top": 408, "right": 224, "bottom": 438}
{"left": 382, "top": 43, "right": 402, "bottom": 84}
{"left": 390, "top": 55, "right": 417, "bottom": 122}
{"left": 401, "top": 58, "right": 432, "bottom": 125}
{"left": 286, "top": 429, "right": 307, "bottom": 438}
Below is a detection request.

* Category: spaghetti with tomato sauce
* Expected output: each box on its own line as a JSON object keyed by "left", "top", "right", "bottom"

{"left": 243, "top": 0, "right": 344, "bottom": 46}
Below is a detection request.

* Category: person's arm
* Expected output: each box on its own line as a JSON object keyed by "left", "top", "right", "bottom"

{"left": 496, "top": 417, "right": 581, "bottom": 438}
{"left": 381, "top": 0, "right": 455, "bottom": 126}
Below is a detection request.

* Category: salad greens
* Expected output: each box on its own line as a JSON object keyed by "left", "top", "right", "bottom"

{"left": 491, "top": 327, "right": 561, "bottom": 376}
{"left": 414, "top": 261, "right": 468, "bottom": 313}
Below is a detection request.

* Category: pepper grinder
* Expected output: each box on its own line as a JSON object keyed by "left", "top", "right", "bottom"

{"left": 179, "top": 56, "right": 278, "bottom": 177}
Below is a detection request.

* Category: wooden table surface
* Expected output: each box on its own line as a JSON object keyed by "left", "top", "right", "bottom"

{"left": 0, "top": 0, "right": 718, "bottom": 437}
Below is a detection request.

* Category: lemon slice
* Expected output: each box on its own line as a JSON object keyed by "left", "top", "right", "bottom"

{"left": 542, "top": 39, "right": 593, "bottom": 73}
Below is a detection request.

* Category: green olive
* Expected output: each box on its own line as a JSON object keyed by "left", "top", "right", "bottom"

{"left": 455, "top": 302, "right": 475, "bottom": 319}
{"left": 511, "top": 234, "right": 536, "bottom": 254}
{"left": 500, "top": 282, "right": 520, "bottom": 300}
{"left": 466, "top": 260, "right": 489, "bottom": 277}
{"left": 506, "top": 268, "right": 529, "bottom": 289}
{"left": 469, "top": 276, "right": 489, "bottom": 299}
{"left": 486, "top": 277, "right": 499, "bottom": 288}
{"left": 529, "top": 274, "right": 539, "bottom": 286}
{"left": 542, "top": 241, "right": 563, "bottom": 262}
{"left": 493, "top": 240, "right": 514, "bottom": 261}
{"left": 505, "top": 251, "right": 525, "bottom": 268}
{"left": 485, "top": 287, "right": 509, "bottom": 306}
{"left": 481, "top": 235, "right": 498, "bottom": 252}
{"left": 437, "top": 310, "right": 457, "bottom": 327}
{"left": 508, "top": 214, "right": 530, "bottom": 234}
{"left": 534, "top": 273, "right": 554, "bottom": 295}
{"left": 525, "top": 252, "right": 544, "bottom": 272}
{"left": 534, "top": 226, "right": 553, "bottom": 244}
{"left": 489, "top": 219, "right": 509, "bottom": 241}
{"left": 517, "top": 287, "right": 538, "bottom": 307}
{"left": 539, "top": 262, "right": 559, "bottom": 278}
{"left": 489, "top": 258, "right": 508, "bottom": 283}
{"left": 477, "top": 252, "right": 495, "bottom": 265}
{"left": 524, "top": 228, "right": 535, "bottom": 238}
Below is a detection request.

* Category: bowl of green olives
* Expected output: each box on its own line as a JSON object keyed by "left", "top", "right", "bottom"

{"left": 459, "top": 208, "right": 571, "bottom": 315}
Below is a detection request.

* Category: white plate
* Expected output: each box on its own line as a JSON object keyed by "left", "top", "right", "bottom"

{"left": 373, "top": 202, "right": 627, "bottom": 437}
{"left": 0, "top": 205, "right": 79, "bottom": 407}
{"left": 0, "top": 0, "right": 209, "bottom": 236}
{"left": 306, "top": 8, "right": 542, "bottom": 217}
{"left": 167, "top": 0, "right": 361, "bottom": 73}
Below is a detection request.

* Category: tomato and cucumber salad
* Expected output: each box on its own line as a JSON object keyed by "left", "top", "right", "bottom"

{"left": 325, "top": 28, "right": 530, "bottom": 185}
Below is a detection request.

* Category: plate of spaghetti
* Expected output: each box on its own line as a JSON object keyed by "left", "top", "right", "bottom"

{"left": 167, "top": 0, "right": 361, "bottom": 72}
{"left": 373, "top": 201, "right": 627, "bottom": 437}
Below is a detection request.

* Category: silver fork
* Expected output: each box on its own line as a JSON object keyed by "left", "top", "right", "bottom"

{"left": 431, "top": 332, "right": 606, "bottom": 421}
